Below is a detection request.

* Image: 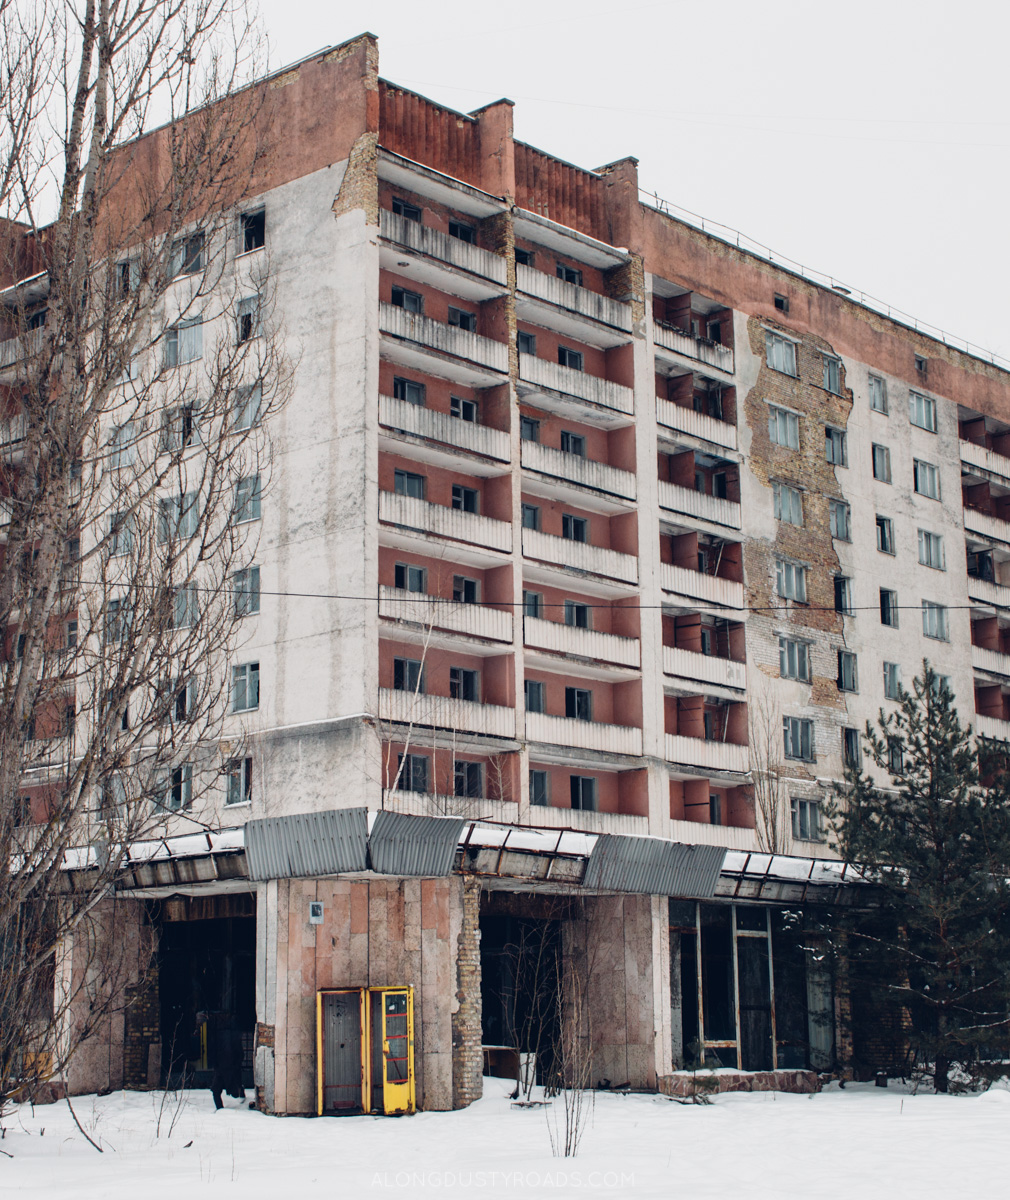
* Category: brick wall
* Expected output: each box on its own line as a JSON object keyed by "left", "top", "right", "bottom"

{"left": 452, "top": 877, "right": 483, "bottom": 1108}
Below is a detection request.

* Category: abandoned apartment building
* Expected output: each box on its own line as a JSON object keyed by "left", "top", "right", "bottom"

{"left": 5, "top": 32, "right": 1010, "bottom": 1114}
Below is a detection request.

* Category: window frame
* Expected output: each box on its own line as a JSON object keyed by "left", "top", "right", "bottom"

{"left": 822, "top": 356, "right": 842, "bottom": 394}
{"left": 825, "top": 425, "right": 847, "bottom": 467}
{"left": 875, "top": 514, "right": 895, "bottom": 554}
{"left": 872, "top": 443, "right": 892, "bottom": 483}
{"left": 775, "top": 558, "right": 807, "bottom": 603}
{"left": 765, "top": 330, "right": 798, "bottom": 377}
{"left": 837, "top": 649, "right": 859, "bottom": 693}
{"left": 232, "top": 565, "right": 261, "bottom": 617}
{"left": 913, "top": 458, "right": 941, "bottom": 500}
{"left": 880, "top": 588, "right": 899, "bottom": 627}
{"left": 909, "top": 391, "right": 937, "bottom": 433}
{"left": 231, "top": 662, "right": 260, "bottom": 712}
{"left": 922, "top": 599, "right": 949, "bottom": 642}
{"left": 779, "top": 635, "right": 811, "bottom": 682}
{"left": 783, "top": 716, "right": 815, "bottom": 762}
{"left": 829, "top": 498, "right": 851, "bottom": 541}
{"left": 868, "top": 374, "right": 888, "bottom": 414}
{"left": 772, "top": 480, "right": 804, "bottom": 526}
{"left": 767, "top": 404, "right": 800, "bottom": 449}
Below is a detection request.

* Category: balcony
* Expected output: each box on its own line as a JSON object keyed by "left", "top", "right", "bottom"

{"left": 379, "top": 586, "right": 513, "bottom": 643}
{"left": 664, "top": 733, "right": 750, "bottom": 776}
{"left": 379, "top": 687, "right": 516, "bottom": 738}
{"left": 663, "top": 646, "right": 746, "bottom": 691}
{"left": 379, "top": 395, "right": 510, "bottom": 463}
{"left": 975, "top": 713, "right": 1010, "bottom": 743}
{"left": 379, "top": 491, "right": 512, "bottom": 553}
{"left": 658, "top": 481, "right": 742, "bottom": 530}
{"left": 961, "top": 438, "right": 1010, "bottom": 487}
{"left": 972, "top": 643, "right": 1010, "bottom": 680}
{"left": 656, "top": 397, "right": 737, "bottom": 453}
{"left": 516, "top": 264, "right": 632, "bottom": 333}
{"left": 379, "top": 210, "right": 507, "bottom": 285}
{"left": 0, "top": 413, "right": 27, "bottom": 451}
{"left": 668, "top": 818, "right": 759, "bottom": 852}
{"left": 525, "top": 711, "right": 643, "bottom": 757}
{"left": 963, "top": 506, "right": 1010, "bottom": 547}
{"left": 522, "top": 527, "right": 638, "bottom": 584}
{"left": 0, "top": 327, "right": 44, "bottom": 372}
{"left": 518, "top": 353, "right": 634, "bottom": 416}
{"left": 379, "top": 303, "right": 508, "bottom": 374}
{"left": 524, "top": 616, "right": 640, "bottom": 668}
{"left": 520, "top": 440, "right": 636, "bottom": 501}
{"left": 660, "top": 563, "right": 745, "bottom": 613}
{"left": 968, "top": 575, "right": 1010, "bottom": 610}
{"left": 381, "top": 789, "right": 649, "bottom": 836}
{"left": 653, "top": 321, "right": 735, "bottom": 375}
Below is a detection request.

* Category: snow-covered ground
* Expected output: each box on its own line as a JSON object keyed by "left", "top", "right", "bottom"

{"left": 2, "top": 1077, "right": 1008, "bottom": 1198}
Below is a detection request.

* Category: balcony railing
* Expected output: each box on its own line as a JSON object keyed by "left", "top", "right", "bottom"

{"left": 525, "top": 711, "right": 643, "bottom": 756}
{"left": 379, "top": 395, "right": 511, "bottom": 462}
{"left": 520, "top": 440, "right": 636, "bottom": 500}
{"left": 379, "top": 210, "right": 508, "bottom": 284}
{"left": 664, "top": 733, "right": 750, "bottom": 775}
{"left": 0, "top": 327, "right": 43, "bottom": 371}
{"left": 379, "top": 491, "right": 512, "bottom": 553}
{"left": 971, "top": 643, "right": 1010, "bottom": 680}
{"left": 663, "top": 646, "right": 746, "bottom": 690}
{"left": 0, "top": 413, "right": 27, "bottom": 448}
{"left": 975, "top": 713, "right": 1010, "bottom": 743}
{"left": 968, "top": 575, "right": 1010, "bottom": 610}
{"left": 660, "top": 563, "right": 745, "bottom": 612}
{"left": 658, "top": 481, "right": 742, "bottom": 530}
{"left": 516, "top": 264, "right": 632, "bottom": 332}
{"left": 518, "top": 353, "right": 634, "bottom": 416}
{"left": 379, "top": 303, "right": 509, "bottom": 374}
{"left": 379, "top": 687, "right": 516, "bottom": 738}
{"left": 656, "top": 397, "right": 737, "bottom": 452}
{"left": 960, "top": 438, "right": 1010, "bottom": 486}
{"left": 524, "top": 616, "right": 640, "bottom": 668}
{"left": 669, "top": 818, "right": 759, "bottom": 852}
{"left": 653, "top": 321, "right": 735, "bottom": 375}
{"left": 521, "top": 527, "right": 638, "bottom": 584}
{"left": 382, "top": 789, "right": 649, "bottom": 836}
{"left": 963, "top": 506, "right": 1010, "bottom": 546}
{"left": 379, "top": 586, "right": 514, "bottom": 643}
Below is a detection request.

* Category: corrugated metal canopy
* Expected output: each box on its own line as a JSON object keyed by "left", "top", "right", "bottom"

{"left": 582, "top": 835, "right": 726, "bottom": 898}
{"left": 369, "top": 811, "right": 466, "bottom": 877}
{"left": 244, "top": 808, "right": 369, "bottom": 881}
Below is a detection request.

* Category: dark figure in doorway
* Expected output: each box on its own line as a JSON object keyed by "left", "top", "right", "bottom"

{"left": 197, "top": 1010, "right": 245, "bottom": 1109}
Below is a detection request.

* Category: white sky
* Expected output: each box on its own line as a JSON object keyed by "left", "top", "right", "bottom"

{"left": 256, "top": 0, "right": 1010, "bottom": 362}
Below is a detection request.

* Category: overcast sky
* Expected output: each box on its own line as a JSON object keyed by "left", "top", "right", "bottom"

{"left": 257, "top": 0, "right": 1010, "bottom": 363}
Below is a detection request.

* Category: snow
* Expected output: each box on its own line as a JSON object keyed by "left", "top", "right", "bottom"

{"left": 3, "top": 1078, "right": 1008, "bottom": 1198}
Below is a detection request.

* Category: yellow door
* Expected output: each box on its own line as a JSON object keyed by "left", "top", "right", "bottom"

{"left": 379, "top": 987, "right": 415, "bottom": 1115}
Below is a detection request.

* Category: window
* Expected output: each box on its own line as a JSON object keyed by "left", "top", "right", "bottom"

{"left": 825, "top": 426, "right": 847, "bottom": 466}
{"left": 843, "top": 727, "right": 862, "bottom": 769}
{"left": 887, "top": 738, "right": 904, "bottom": 774}
{"left": 520, "top": 416, "right": 540, "bottom": 442}
{"left": 565, "top": 687, "right": 592, "bottom": 722}
{"left": 392, "top": 376, "right": 425, "bottom": 406}
{"left": 876, "top": 515, "right": 894, "bottom": 554}
{"left": 914, "top": 354, "right": 928, "bottom": 376}
{"left": 172, "top": 677, "right": 193, "bottom": 722}
{"left": 909, "top": 391, "right": 937, "bottom": 433}
{"left": 231, "top": 662, "right": 259, "bottom": 711}
{"left": 709, "top": 793, "right": 722, "bottom": 826}
{"left": 783, "top": 717, "right": 814, "bottom": 762}
{"left": 560, "top": 430, "right": 586, "bottom": 458}
{"left": 791, "top": 797, "right": 821, "bottom": 842}
{"left": 557, "top": 262, "right": 583, "bottom": 286}
{"left": 823, "top": 356, "right": 841, "bottom": 394}
{"left": 765, "top": 331, "right": 797, "bottom": 376}
{"left": 829, "top": 499, "right": 851, "bottom": 541}
{"left": 515, "top": 247, "right": 534, "bottom": 267}
{"left": 449, "top": 667, "right": 479, "bottom": 701}
{"left": 65, "top": 619, "right": 78, "bottom": 650}
{"left": 525, "top": 679, "right": 545, "bottom": 713}
{"left": 171, "top": 585, "right": 199, "bottom": 629}
{"left": 564, "top": 601, "right": 590, "bottom": 628}
{"left": 768, "top": 405, "right": 800, "bottom": 449}
{"left": 117, "top": 259, "right": 139, "bottom": 296}
{"left": 913, "top": 459, "right": 940, "bottom": 500}
{"left": 834, "top": 575, "right": 853, "bottom": 615}
{"left": 108, "top": 511, "right": 134, "bottom": 556}
{"left": 225, "top": 757, "right": 253, "bottom": 806}
{"left": 517, "top": 331, "right": 537, "bottom": 356}
{"left": 395, "top": 563, "right": 426, "bottom": 593}
{"left": 165, "top": 317, "right": 202, "bottom": 367}
{"left": 391, "top": 196, "right": 421, "bottom": 222}
{"left": 240, "top": 208, "right": 265, "bottom": 253}
{"left": 880, "top": 588, "right": 899, "bottom": 627}
{"left": 106, "top": 598, "right": 131, "bottom": 643}
{"left": 393, "top": 657, "right": 424, "bottom": 693}
{"left": 774, "top": 293, "right": 789, "bottom": 314}
{"left": 776, "top": 559, "right": 807, "bottom": 603}
{"left": 561, "top": 514, "right": 587, "bottom": 543}
{"left": 233, "top": 566, "right": 260, "bottom": 616}
{"left": 448, "top": 306, "right": 476, "bottom": 332}
{"left": 394, "top": 470, "right": 425, "bottom": 500}
{"left": 779, "top": 636, "right": 811, "bottom": 682}
{"left": 449, "top": 220, "right": 475, "bottom": 244}
{"left": 233, "top": 475, "right": 261, "bottom": 523}
{"left": 918, "top": 529, "right": 945, "bottom": 570}
{"left": 451, "top": 396, "right": 478, "bottom": 422}
{"left": 557, "top": 346, "right": 583, "bottom": 371}
{"left": 172, "top": 232, "right": 204, "bottom": 276}
{"left": 157, "top": 491, "right": 199, "bottom": 543}
{"left": 453, "top": 575, "right": 478, "bottom": 604}
{"left": 454, "top": 760, "right": 483, "bottom": 798}
{"left": 391, "top": 286, "right": 423, "bottom": 313}
{"left": 237, "top": 295, "right": 260, "bottom": 343}
{"left": 869, "top": 374, "right": 888, "bottom": 413}
{"left": 164, "top": 764, "right": 193, "bottom": 811}
{"left": 883, "top": 661, "right": 901, "bottom": 700}
{"left": 772, "top": 481, "right": 803, "bottom": 526}
{"left": 108, "top": 421, "right": 135, "bottom": 468}
{"left": 397, "top": 753, "right": 429, "bottom": 793}
{"left": 523, "top": 591, "right": 543, "bottom": 619}
{"left": 451, "top": 484, "right": 479, "bottom": 513}
{"left": 922, "top": 600, "right": 949, "bottom": 641}
{"left": 162, "top": 403, "right": 196, "bottom": 450}
{"left": 529, "top": 769, "right": 549, "bottom": 806}
{"left": 932, "top": 673, "right": 952, "bottom": 698}
{"left": 228, "top": 385, "right": 261, "bottom": 432}
{"left": 570, "top": 775, "right": 597, "bottom": 811}
{"left": 521, "top": 503, "right": 540, "bottom": 530}
{"left": 837, "top": 650, "right": 858, "bottom": 693}
{"left": 872, "top": 443, "right": 891, "bottom": 482}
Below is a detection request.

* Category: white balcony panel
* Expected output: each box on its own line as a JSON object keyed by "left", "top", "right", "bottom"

{"left": 381, "top": 790, "right": 649, "bottom": 835}
{"left": 379, "top": 395, "right": 510, "bottom": 462}
{"left": 525, "top": 711, "right": 643, "bottom": 756}
{"left": 379, "top": 586, "right": 513, "bottom": 643}
{"left": 659, "top": 481, "right": 742, "bottom": 530}
{"left": 521, "top": 440, "right": 636, "bottom": 500}
{"left": 524, "top": 616, "right": 640, "bottom": 668}
{"left": 0, "top": 413, "right": 27, "bottom": 448}
{"left": 968, "top": 576, "right": 1010, "bottom": 610}
{"left": 964, "top": 507, "right": 1010, "bottom": 547}
{"left": 665, "top": 734, "right": 750, "bottom": 775}
{"left": 0, "top": 327, "right": 43, "bottom": 371}
{"left": 379, "top": 687, "right": 515, "bottom": 738}
{"left": 522, "top": 528, "right": 638, "bottom": 584}
{"left": 380, "top": 210, "right": 507, "bottom": 284}
{"left": 525, "top": 804, "right": 649, "bottom": 835}
{"left": 668, "top": 819, "right": 759, "bottom": 852}
{"left": 960, "top": 438, "right": 1010, "bottom": 486}
{"left": 653, "top": 321, "right": 735, "bottom": 374}
{"left": 379, "top": 303, "right": 508, "bottom": 373}
{"left": 971, "top": 644, "right": 1010, "bottom": 679}
{"left": 656, "top": 397, "right": 737, "bottom": 452}
{"left": 975, "top": 713, "right": 1010, "bottom": 743}
{"left": 516, "top": 264, "right": 632, "bottom": 332}
{"left": 660, "top": 563, "right": 745, "bottom": 612}
{"left": 664, "top": 646, "right": 746, "bottom": 690}
{"left": 379, "top": 491, "right": 512, "bottom": 553}
{"left": 518, "top": 353, "right": 634, "bottom": 416}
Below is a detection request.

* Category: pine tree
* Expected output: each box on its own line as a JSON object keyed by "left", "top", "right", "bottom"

{"left": 829, "top": 660, "right": 1010, "bottom": 1091}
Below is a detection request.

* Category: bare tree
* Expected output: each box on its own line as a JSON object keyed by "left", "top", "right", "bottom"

{"left": 0, "top": 0, "right": 288, "bottom": 1111}
{"left": 748, "top": 679, "right": 788, "bottom": 854}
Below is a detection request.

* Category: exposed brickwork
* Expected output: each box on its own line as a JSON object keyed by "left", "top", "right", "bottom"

{"left": 122, "top": 957, "right": 160, "bottom": 1088}
{"left": 256, "top": 1021, "right": 275, "bottom": 1048}
{"left": 331, "top": 131, "right": 378, "bottom": 225}
{"left": 451, "top": 877, "right": 483, "bottom": 1109}
{"left": 659, "top": 1069, "right": 821, "bottom": 1098}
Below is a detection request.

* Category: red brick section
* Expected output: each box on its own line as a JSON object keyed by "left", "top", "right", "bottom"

{"left": 659, "top": 1069, "right": 821, "bottom": 1098}
{"left": 452, "top": 877, "right": 483, "bottom": 1108}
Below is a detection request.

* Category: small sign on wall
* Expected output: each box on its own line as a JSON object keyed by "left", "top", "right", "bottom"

{"left": 309, "top": 901, "right": 324, "bottom": 925}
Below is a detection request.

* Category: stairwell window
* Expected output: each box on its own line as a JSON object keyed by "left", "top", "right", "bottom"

{"left": 880, "top": 588, "right": 899, "bottom": 627}
{"left": 570, "top": 775, "right": 597, "bottom": 811}
{"left": 391, "top": 286, "right": 423, "bottom": 314}
{"left": 825, "top": 426, "right": 847, "bottom": 466}
{"left": 779, "top": 635, "right": 811, "bottom": 682}
{"left": 869, "top": 374, "right": 888, "bottom": 413}
{"left": 837, "top": 650, "right": 858, "bottom": 693}
{"left": 772, "top": 481, "right": 803, "bottom": 526}
{"left": 451, "top": 484, "right": 479, "bottom": 513}
{"left": 918, "top": 529, "right": 945, "bottom": 570}
{"left": 783, "top": 716, "right": 814, "bottom": 762}
{"left": 765, "top": 331, "right": 797, "bottom": 377}
{"left": 560, "top": 430, "right": 586, "bottom": 458}
{"left": 394, "top": 470, "right": 425, "bottom": 499}
{"left": 876, "top": 515, "right": 895, "bottom": 554}
{"left": 449, "top": 666, "right": 479, "bottom": 701}
{"left": 397, "top": 753, "right": 429, "bottom": 793}
{"left": 565, "top": 686, "right": 593, "bottom": 722}
{"left": 395, "top": 563, "right": 426, "bottom": 593}
{"left": 872, "top": 444, "right": 891, "bottom": 482}
{"left": 454, "top": 761, "right": 483, "bottom": 798}
{"left": 448, "top": 306, "right": 476, "bottom": 332}
{"left": 822, "top": 356, "right": 842, "bottom": 394}
{"left": 561, "top": 514, "right": 588, "bottom": 543}
{"left": 776, "top": 558, "right": 807, "bottom": 603}
{"left": 768, "top": 404, "right": 800, "bottom": 449}
{"left": 557, "top": 345, "right": 583, "bottom": 371}
{"left": 830, "top": 499, "right": 851, "bottom": 541}
{"left": 393, "top": 376, "right": 425, "bottom": 406}
{"left": 525, "top": 679, "right": 545, "bottom": 713}
{"left": 913, "top": 459, "right": 940, "bottom": 500}
{"left": 393, "top": 657, "right": 424, "bottom": 693}
{"left": 231, "top": 662, "right": 259, "bottom": 712}
{"left": 909, "top": 391, "right": 937, "bottom": 432}
{"left": 391, "top": 197, "right": 421, "bottom": 222}
{"left": 922, "top": 600, "right": 949, "bottom": 641}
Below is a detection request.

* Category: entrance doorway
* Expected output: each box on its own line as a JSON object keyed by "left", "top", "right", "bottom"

{"left": 316, "top": 987, "right": 415, "bottom": 1115}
